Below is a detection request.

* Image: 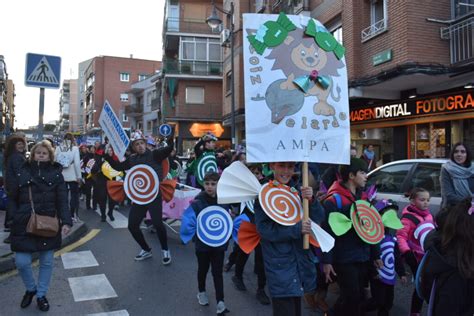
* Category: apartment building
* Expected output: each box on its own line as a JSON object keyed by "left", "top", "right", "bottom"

{"left": 0, "top": 55, "right": 15, "bottom": 139}
{"left": 162, "top": 0, "right": 229, "bottom": 154}
{"left": 127, "top": 72, "right": 162, "bottom": 136}
{"left": 58, "top": 79, "right": 79, "bottom": 133}
{"left": 80, "top": 56, "right": 161, "bottom": 134}
{"left": 220, "top": 0, "right": 473, "bottom": 160}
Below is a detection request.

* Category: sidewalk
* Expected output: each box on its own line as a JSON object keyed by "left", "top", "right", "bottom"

{"left": 0, "top": 210, "right": 88, "bottom": 274}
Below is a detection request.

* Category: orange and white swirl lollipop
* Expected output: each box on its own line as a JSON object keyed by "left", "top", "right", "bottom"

{"left": 124, "top": 164, "right": 160, "bottom": 205}
{"left": 258, "top": 181, "right": 303, "bottom": 226}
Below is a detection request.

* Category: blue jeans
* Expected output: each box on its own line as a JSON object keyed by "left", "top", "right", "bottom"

{"left": 15, "top": 251, "right": 54, "bottom": 298}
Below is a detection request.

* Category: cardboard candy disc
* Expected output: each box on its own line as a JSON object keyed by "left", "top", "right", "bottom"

{"left": 196, "top": 152, "right": 218, "bottom": 186}
{"left": 196, "top": 206, "right": 233, "bottom": 247}
{"left": 85, "top": 159, "right": 95, "bottom": 174}
{"left": 378, "top": 235, "right": 396, "bottom": 285}
{"left": 258, "top": 182, "right": 303, "bottom": 226}
{"left": 350, "top": 200, "right": 384, "bottom": 244}
{"left": 124, "top": 164, "right": 160, "bottom": 205}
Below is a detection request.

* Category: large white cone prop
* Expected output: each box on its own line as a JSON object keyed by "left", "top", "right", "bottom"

{"left": 217, "top": 161, "right": 262, "bottom": 204}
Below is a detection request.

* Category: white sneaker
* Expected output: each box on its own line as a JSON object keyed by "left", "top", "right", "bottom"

{"left": 162, "top": 250, "right": 171, "bottom": 265}
{"left": 216, "top": 301, "right": 229, "bottom": 315}
{"left": 197, "top": 292, "right": 209, "bottom": 306}
{"left": 134, "top": 249, "right": 152, "bottom": 261}
{"left": 114, "top": 205, "right": 119, "bottom": 210}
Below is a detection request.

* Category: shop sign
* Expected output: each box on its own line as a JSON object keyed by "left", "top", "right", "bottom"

{"left": 350, "top": 90, "right": 474, "bottom": 124}
{"left": 373, "top": 49, "right": 392, "bottom": 66}
{"left": 189, "top": 123, "right": 224, "bottom": 137}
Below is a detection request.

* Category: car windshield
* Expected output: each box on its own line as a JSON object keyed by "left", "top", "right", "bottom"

{"left": 367, "top": 163, "right": 412, "bottom": 193}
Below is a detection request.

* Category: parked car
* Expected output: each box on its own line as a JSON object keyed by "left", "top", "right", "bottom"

{"left": 367, "top": 158, "right": 448, "bottom": 215}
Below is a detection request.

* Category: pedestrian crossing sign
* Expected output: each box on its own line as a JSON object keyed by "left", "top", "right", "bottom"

{"left": 25, "top": 53, "right": 61, "bottom": 88}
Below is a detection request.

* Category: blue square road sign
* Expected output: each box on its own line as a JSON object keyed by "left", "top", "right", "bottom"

{"left": 25, "top": 53, "right": 61, "bottom": 89}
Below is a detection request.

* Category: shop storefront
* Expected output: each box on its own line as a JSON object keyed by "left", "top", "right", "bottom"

{"left": 350, "top": 89, "right": 474, "bottom": 163}
{"left": 169, "top": 121, "right": 231, "bottom": 156}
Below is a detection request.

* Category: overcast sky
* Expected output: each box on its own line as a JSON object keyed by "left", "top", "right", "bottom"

{"left": 3, "top": 0, "right": 164, "bottom": 129}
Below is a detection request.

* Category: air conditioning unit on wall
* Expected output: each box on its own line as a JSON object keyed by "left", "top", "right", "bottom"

{"left": 220, "top": 29, "right": 230, "bottom": 46}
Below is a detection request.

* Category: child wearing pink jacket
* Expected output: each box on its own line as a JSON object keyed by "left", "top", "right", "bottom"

{"left": 397, "top": 188, "right": 434, "bottom": 316}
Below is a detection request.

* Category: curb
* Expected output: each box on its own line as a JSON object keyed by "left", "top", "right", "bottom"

{"left": 0, "top": 221, "right": 88, "bottom": 274}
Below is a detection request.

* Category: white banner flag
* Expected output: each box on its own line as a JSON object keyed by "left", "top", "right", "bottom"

{"left": 243, "top": 13, "right": 350, "bottom": 164}
{"left": 98, "top": 100, "right": 130, "bottom": 161}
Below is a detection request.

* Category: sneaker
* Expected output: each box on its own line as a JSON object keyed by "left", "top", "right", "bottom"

{"left": 216, "top": 301, "right": 229, "bottom": 315}
{"left": 107, "top": 213, "right": 115, "bottom": 221}
{"left": 134, "top": 249, "right": 152, "bottom": 261}
{"left": 114, "top": 205, "right": 120, "bottom": 211}
{"left": 162, "top": 250, "right": 171, "bottom": 265}
{"left": 256, "top": 289, "right": 270, "bottom": 305}
{"left": 36, "top": 296, "right": 49, "bottom": 312}
{"left": 231, "top": 275, "right": 247, "bottom": 291}
{"left": 21, "top": 290, "right": 36, "bottom": 308}
{"left": 197, "top": 292, "right": 209, "bottom": 306}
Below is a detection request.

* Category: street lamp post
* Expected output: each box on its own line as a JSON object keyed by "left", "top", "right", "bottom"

{"left": 207, "top": 0, "right": 236, "bottom": 149}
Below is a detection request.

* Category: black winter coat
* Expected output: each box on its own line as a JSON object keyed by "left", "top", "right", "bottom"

{"left": 10, "top": 161, "right": 72, "bottom": 252}
{"left": 5, "top": 150, "right": 26, "bottom": 193}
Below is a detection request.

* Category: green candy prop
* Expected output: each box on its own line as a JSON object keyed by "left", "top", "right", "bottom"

{"left": 248, "top": 12, "right": 296, "bottom": 55}
{"left": 328, "top": 200, "right": 403, "bottom": 244}
{"left": 305, "top": 19, "right": 345, "bottom": 60}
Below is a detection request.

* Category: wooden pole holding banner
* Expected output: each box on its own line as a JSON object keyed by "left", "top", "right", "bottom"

{"left": 302, "top": 162, "right": 310, "bottom": 249}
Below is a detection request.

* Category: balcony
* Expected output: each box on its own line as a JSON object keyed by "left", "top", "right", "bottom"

{"left": 124, "top": 103, "right": 143, "bottom": 117}
{"left": 361, "top": 19, "right": 388, "bottom": 42}
{"left": 165, "top": 18, "right": 221, "bottom": 35}
{"left": 163, "top": 101, "right": 222, "bottom": 121}
{"left": 441, "top": 16, "right": 474, "bottom": 65}
{"left": 163, "top": 59, "right": 222, "bottom": 77}
{"left": 151, "top": 97, "right": 160, "bottom": 111}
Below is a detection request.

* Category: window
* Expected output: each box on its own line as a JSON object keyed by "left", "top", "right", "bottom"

{"left": 361, "top": 0, "right": 388, "bottom": 41}
{"left": 185, "top": 87, "right": 204, "bottom": 104}
{"left": 453, "top": 0, "right": 474, "bottom": 18}
{"left": 122, "top": 114, "right": 128, "bottom": 122}
{"left": 120, "top": 93, "right": 129, "bottom": 102}
{"left": 120, "top": 72, "right": 130, "bottom": 82}
{"left": 409, "top": 163, "right": 442, "bottom": 197}
{"left": 147, "top": 91, "right": 153, "bottom": 105}
{"left": 138, "top": 74, "right": 148, "bottom": 81}
{"left": 225, "top": 71, "right": 232, "bottom": 94}
{"left": 332, "top": 26, "right": 343, "bottom": 45}
{"left": 147, "top": 120, "right": 153, "bottom": 132}
{"left": 180, "top": 37, "right": 222, "bottom": 62}
{"left": 367, "top": 163, "right": 412, "bottom": 193}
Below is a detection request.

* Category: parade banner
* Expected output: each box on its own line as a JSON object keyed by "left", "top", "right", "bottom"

{"left": 98, "top": 100, "right": 130, "bottom": 161}
{"left": 243, "top": 13, "right": 350, "bottom": 164}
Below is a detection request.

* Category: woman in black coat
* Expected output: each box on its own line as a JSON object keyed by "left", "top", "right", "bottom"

{"left": 10, "top": 140, "right": 72, "bottom": 312}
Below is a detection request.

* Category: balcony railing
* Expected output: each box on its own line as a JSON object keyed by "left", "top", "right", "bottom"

{"left": 151, "top": 97, "right": 160, "bottom": 111}
{"left": 124, "top": 103, "right": 143, "bottom": 116}
{"left": 165, "top": 18, "right": 221, "bottom": 35}
{"left": 361, "top": 19, "right": 388, "bottom": 42}
{"left": 163, "top": 101, "right": 222, "bottom": 121}
{"left": 163, "top": 59, "right": 223, "bottom": 76}
{"left": 441, "top": 16, "right": 474, "bottom": 65}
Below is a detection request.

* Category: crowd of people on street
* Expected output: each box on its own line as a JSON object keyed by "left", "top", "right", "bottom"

{"left": 0, "top": 131, "right": 473, "bottom": 315}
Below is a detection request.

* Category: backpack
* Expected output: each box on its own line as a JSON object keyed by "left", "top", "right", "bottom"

{"left": 57, "top": 149, "right": 74, "bottom": 168}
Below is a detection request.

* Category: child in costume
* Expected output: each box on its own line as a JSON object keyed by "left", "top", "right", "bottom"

{"left": 417, "top": 198, "right": 474, "bottom": 316}
{"left": 104, "top": 130, "right": 174, "bottom": 265}
{"left": 364, "top": 200, "right": 407, "bottom": 316}
{"left": 396, "top": 187, "right": 433, "bottom": 316}
{"left": 180, "top": 172, "right": 231, "bottom": 316}
{"left": 231, "top": 163, "right": 270, "bottom": 305}
{"left": 191, "top": 132, "right": 218, "bottom": 189}
{"left": 321, "top": 158, "right": 383, "bottom": 316}
{"left": 254, "top": 161, "right": 322, "bottom": 316}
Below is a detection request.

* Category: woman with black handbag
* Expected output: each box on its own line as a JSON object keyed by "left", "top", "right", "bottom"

{"left": 9, "top": 140, "right": 72, "bottom": 312}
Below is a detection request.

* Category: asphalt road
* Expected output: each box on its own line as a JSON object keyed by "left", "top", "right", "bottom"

{"left": 0, "top": 202, "right": 425, "bottom": 316}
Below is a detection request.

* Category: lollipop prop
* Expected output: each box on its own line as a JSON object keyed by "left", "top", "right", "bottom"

{"left": 124, "top": 164, "right": 160, "bottom": 205}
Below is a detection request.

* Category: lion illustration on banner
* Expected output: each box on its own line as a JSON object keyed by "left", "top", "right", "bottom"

{"left": 262, "top": 27, "right": 345, "bottom": 124}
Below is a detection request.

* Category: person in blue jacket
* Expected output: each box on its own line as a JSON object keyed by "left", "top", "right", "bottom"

{"left": 182, "top": 172, "right": 231, "bottom": 316}
{"left": 254, "top": 161, "right": 323, "bottom": 316}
